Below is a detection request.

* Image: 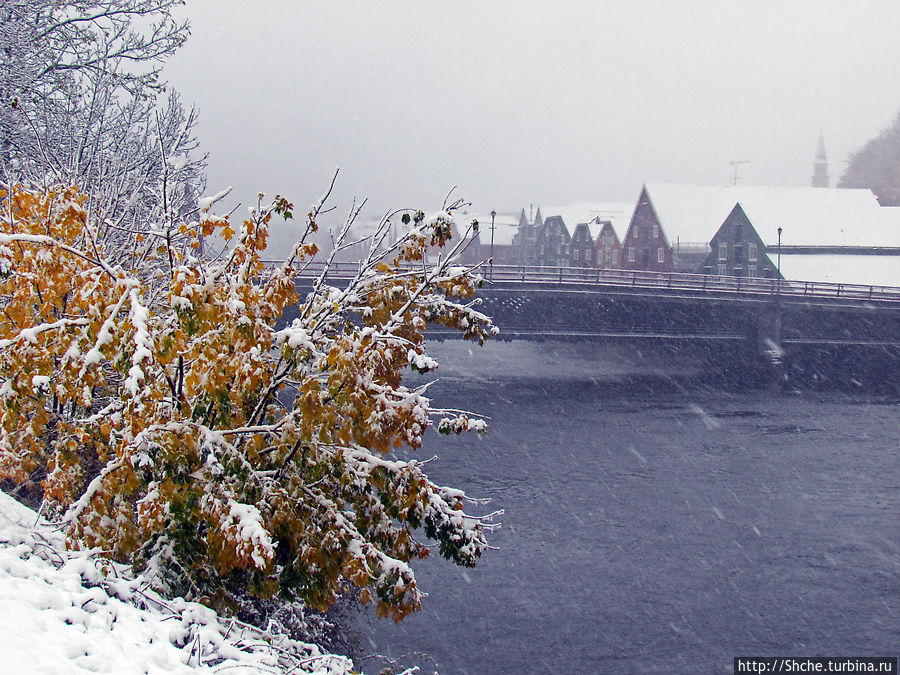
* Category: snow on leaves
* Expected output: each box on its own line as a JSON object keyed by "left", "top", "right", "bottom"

{"left": 0, "top": 183, "right": 499, "bottom": 623}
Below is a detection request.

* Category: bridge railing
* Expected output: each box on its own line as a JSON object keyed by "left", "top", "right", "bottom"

{"left": 260, "top": 260, "right": 900, "bottom": 303}
{"left": 482, "top": 265, "right": 900, "bottom": 303}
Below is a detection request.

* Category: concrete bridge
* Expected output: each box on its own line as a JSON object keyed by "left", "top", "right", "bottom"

{"left": 285, "top": 263, "right": 900, "bottom": 389}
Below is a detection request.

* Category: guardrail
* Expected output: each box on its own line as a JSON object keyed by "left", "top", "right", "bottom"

{"left": 261, "top": 260, "right": 900, "bottom": 304}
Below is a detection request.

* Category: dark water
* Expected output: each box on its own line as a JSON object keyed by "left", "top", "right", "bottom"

{"left": 356, "top": 342, "right": 899, "bottom": 674}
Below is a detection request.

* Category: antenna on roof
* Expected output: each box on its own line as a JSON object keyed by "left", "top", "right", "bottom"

{"left": 730, "top": 160, "right": 749, "bottom": 186}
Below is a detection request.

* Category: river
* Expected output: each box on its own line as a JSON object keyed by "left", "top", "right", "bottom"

{"left": 354, "top": 341, "right": 899, "bottom": 674}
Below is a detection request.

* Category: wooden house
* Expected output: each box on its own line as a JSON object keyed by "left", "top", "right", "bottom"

{"left": 567, "top": 217, "right": 623, "bottom": 269}
{"left": 697, "top": 188, "right": 898, "bottom": 286}
{"left": 625, "top": 183, "right": 888, "bottom": 277}
{"left": 534, "top": 215, "right": 571, "bottom": 267}
{"left": 513, "top": 207, "right": 543, "bottom": 266}
{"left": 569, "top": 220, "right": 598, "bottom": 267}
{"left": 698, "top": 203, "right": 780, "bottom": 278}
{"left": 620, "top": 183, "right": 759, "bottom": 272}
{"left": 595, "top": 220, "right": 624, "bottom": 269}
{"left": 564, "top": 203, "right": 632, "bottom": 269}
{"left": 620, "top": 185, "right": 680, "bottom": 272}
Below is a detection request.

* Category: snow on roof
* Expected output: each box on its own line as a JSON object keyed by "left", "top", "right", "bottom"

{"left": 739, "top": 194, "right": 895, "bottom": 248}
{"left": 779, "top": 254, "right": 900, "bottom": 288}
{"left": 643, "top": 183, "right": 883, "bottom": 246}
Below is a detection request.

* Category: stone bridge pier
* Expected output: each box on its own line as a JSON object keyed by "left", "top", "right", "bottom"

{"left": 467, "top": 284, "right": 900, "bottom": 390}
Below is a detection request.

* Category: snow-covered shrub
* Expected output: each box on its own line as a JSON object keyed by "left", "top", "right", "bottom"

{"left": 0, "top": 183, "right": 499, "bottom": 623}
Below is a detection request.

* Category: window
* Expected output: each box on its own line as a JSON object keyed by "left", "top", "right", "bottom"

{"left": 717, "top": 263, "right": 727, "bottom": 276}
{"left": 657, "top": 247, "right": 665, "bottom": 263}
{"left": 749, "top": 264, "right": 758, "bottom": 277}
{"left": 612, "top": 249, "right": 619, "bottom": 265}
{"left": 573, "top": 249, "right": 580, "bottom": 262}
{"left": 748, "top": 243, "right": 758, "bottom": 261}
{"left": 652, "top": 224, "right": 659, "bottom": 239}
{"left": 585, "top": 248, "right": 592, "bottom": 261}
{"left": 628, "top": 247, "right": 635, "bottom": 263}
{"left": 718, "top": 243, "right": 728, "bottom": 261}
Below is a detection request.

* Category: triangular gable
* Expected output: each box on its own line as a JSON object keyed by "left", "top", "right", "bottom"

{"left": 518, "top": 208, "right": 529, "bottom": 228}
{"left": 623, "top": 185, "right": 670, "bottom": 247}
{"left": 596, "top": 221, "right": 621, "bottom": 246}
{"left": 538, "top": 215, "right": 571, "bottom": 240}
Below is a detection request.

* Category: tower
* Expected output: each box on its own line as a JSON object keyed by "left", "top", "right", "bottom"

{"left": 812, "top": 131, "right": 829, "bottom": 188}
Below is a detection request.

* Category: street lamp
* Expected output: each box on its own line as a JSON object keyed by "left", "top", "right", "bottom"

{"left": 490, "top": 209, "right": 496, "bottom": 281}
{"left": 776, "top": 226, "right": 782, "bottom": 298}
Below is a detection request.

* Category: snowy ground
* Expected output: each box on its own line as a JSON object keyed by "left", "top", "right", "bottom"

{"left": 0, "top": 490, "right": 353, "bottom": 674}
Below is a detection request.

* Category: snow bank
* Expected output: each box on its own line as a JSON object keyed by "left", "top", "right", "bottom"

{"left": 0, "top": 491, "right": 353, "bottom": 674}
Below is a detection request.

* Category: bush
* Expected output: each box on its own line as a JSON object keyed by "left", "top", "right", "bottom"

{"left": 0, "top": 183, "right": 499, "bottom": 622}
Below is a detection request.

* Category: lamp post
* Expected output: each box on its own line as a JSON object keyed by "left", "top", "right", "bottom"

{"left": 776, "top": 227, "right": 782, "bottom": 298}
{"left": 490, "top": 209, "right": 496, "bottom": 281}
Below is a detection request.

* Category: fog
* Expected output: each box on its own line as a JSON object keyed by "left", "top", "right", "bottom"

{"left": 166, "top": 1, "right": 900, "bottom": 240}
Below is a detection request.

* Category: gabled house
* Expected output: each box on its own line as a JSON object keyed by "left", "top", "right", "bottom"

{"left": 625, "top": 183, "right": 887, "bottom": 276}
{"left": 567, "top": 217, "right": 623, "bottom": 268}
{"left": 595, "top": 220, "right": 623, "bottom": 269}
{"left": 569, "top": 220, "right": 599, "bottom": 267}
{"left": 513, "top": 207, "right": 543, "bottom": 266}
{"left": 620, "top": 186, "right": 675, "bottom": 272}
{"left": 534, "top": 215, "right": 571, "bottom": 267}
{"left": 698, "top": 203, "right": 780, "bottom": 278}
{"left": 559, "top": 202, "right": 632, "bottom": 269}
{"left": 697, "top": 188, "right": 898, "bottom": 286}
{"left": 620, "top": 183, "right": 760, "bottom": 272}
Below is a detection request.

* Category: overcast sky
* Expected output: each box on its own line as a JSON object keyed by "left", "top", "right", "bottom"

{"left": 166, "top": 0, "right": 900, "bottom": 236}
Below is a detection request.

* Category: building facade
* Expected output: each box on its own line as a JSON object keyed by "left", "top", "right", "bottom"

{"left": 534, "top": 215, "right": 571, "bottom": 267}
{"left": 512, "top": 207, "right": 543, "bottom": 266}
{"left": 696, "top": 203, "right": 781, "bottom": 278}
{"left": 620, "top": 187, "right": 672, "bottom": 272}
{"left": 569, "top": 222, "right": 597, "bottom": 267}
{"left": 595, "top": 221, "right": 621, "bottom": 269}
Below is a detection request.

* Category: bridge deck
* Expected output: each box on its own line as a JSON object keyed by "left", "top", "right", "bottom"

{"left": 271, "top": 261, "right": 900, "bottom": 307}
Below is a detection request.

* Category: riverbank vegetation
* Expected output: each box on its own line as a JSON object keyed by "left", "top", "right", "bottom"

{"left": 0, "top": 1, "right": 500, "bottom": 669}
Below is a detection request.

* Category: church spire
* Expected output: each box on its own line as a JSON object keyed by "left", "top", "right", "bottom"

{"left": 812, "top": 131, "right": 830, "bottom": 187}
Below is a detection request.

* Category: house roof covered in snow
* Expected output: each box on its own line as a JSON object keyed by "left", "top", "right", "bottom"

{"left": 738, "top": 195, "right": 898, "bottom": 248}
{"left": 779, "top": 254, "right": 900, "bottom": 288}
{"left": 643, "top": 183, "right": 885, "bottom": 246}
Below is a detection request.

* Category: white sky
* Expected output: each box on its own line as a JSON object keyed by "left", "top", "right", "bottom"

{"left": 166, "top": 0, "right": 900, "bottom": 243}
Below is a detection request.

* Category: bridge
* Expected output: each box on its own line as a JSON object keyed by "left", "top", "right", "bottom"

{"left": 282, "top": 262, "right": 900, "bottom": 388}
